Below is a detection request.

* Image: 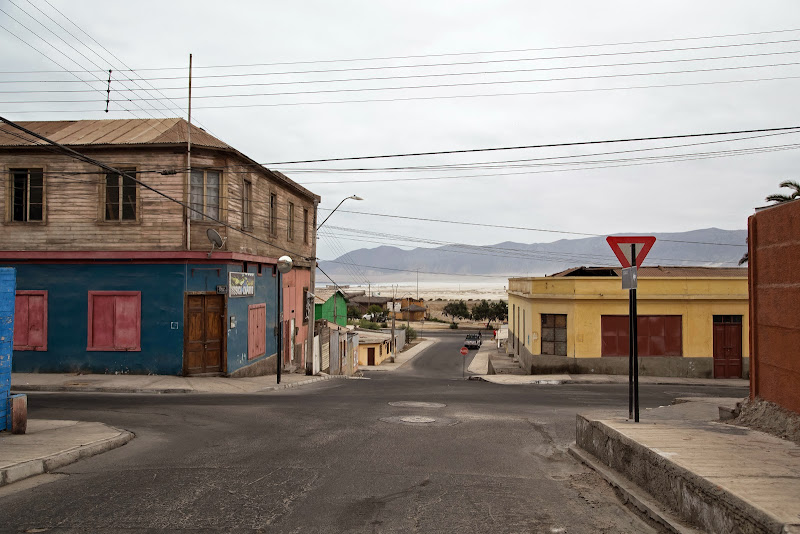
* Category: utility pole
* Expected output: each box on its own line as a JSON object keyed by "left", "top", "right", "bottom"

{"left": 391, "top": 285, "right": 396, "bottom": 363}
{"left": 185, "top": 53, "right": 192, "bottom": 250}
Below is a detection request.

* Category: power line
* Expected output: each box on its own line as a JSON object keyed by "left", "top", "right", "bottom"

{"left": 5, "top": 27, "right": 800, "bottom": 75}
{"left": 265, "top": 125, "right": 800, "bottom": 164}
{"left": 294, "top": 143, "right": 800, "bottom": 184}
{"left": 8, "top": 48, "right": 800, "bottom": 94}
{"left": 9, "top": 58, "right": 800, "bottom": 105}
{"left": 8, "top": 72, "right": 800, "bottom": 113}
{"left": 317, "top": 208, "right": 747, "bottom": 247}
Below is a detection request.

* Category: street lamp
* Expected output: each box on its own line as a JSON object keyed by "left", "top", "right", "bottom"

{"left": 316, "top": 195, "right": 363, "bottom": 230}
{"left": 308, "top": 195, "right": 363, "bottom": 375}
{"left": 276, "top": 255, "right": 293, "bottom": 384}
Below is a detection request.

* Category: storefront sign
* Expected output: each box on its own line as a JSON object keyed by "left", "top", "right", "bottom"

{"left": 228, "top": 272, "right": 255, "bottom": 297}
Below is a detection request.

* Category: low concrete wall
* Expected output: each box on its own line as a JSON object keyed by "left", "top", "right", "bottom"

{"left": 526, "top": 354, "right": 750, "bottom": 379}
{"left": 576, "top": 414, "right": 781, "bottom": 534}
{"left": 228, "top": 353, "right": 277, "bottom": 378}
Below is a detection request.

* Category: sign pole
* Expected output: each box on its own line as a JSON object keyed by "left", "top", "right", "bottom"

{"left": 607, "top": 235, "right": 654, "bottom": 424}
{"left": 631, "top": 244, "right": 640, "bottom": 423}
{"left": 628, "top": 244, "right": 634, "bottom": 420}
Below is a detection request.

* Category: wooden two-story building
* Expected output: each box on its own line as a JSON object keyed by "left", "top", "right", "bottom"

{"left": 0, "top": 118, "right": 319, "bottom": 376}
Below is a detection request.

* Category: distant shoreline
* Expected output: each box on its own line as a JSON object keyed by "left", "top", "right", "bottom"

{"left": 316, "top": 281, "right": 509, "bottom": 301}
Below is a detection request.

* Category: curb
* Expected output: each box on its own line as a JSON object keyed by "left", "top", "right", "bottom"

{"left": 12, "top": 385, "right": 191, "bottom": 394}
{"left": 0, "top": 427, "right": 134, "bottom": 487}
{"left": 568, "top": 445, "right": 703, "bottom": 534}
{"left": 257, "top": 374, "right": 333, "bottom": 392}
{"left": 466, "top": 376, "right": 748, "bottom": 387}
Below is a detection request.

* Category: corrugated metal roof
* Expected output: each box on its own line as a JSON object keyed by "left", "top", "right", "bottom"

{"left": 351, "top": 295, "right": 393, "bottom": 304}
{"left": 549, "top": 266, "right": 747, "bottom": 278}
{"left": 314, "top": 288, "right": 347, "bottom": 304}
{"left": 0, "top": 119, "right": 230, "bottom": 149}
{"left": 357, "top": 330, "right": 392, "bottom": 344}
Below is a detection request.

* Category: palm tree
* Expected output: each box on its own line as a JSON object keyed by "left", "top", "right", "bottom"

{"left": 765, "top": 180, "right": 800, "bottom": 203}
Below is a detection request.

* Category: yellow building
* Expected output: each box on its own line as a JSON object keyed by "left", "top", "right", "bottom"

{"left": 356, "top": 330, "right": 394, "bottom": 366}
{"left": 507, "top": 266, "right": 748, "bottom": 378}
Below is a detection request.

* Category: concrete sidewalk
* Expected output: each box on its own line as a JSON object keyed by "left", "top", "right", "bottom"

{"left": 0, "top": 419, "right": 133, "bottom": 487}
{"left": 11, "top": 370, "right": 336, "bottom": 394}
{"left": 359, "top": 337, "right": 438, "bottom": 371}
{"left": 572, "top": 398, "right": 800, "bottom": 534}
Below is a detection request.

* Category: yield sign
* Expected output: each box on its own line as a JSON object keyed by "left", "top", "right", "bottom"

{"left": 606, "top": 236, "right": 656, "bottom": 268}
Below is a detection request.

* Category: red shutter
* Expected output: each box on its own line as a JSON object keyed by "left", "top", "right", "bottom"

{"left": 14, "top": 294, "right": 29, "bottom": 348}
{"left": 601, "top": 315, "right": 682, "bottom": 357}
{"left": 114, "top": 294, "right": 141, "bottom": 350}
{"left": 88, "top": 291, "right": 141, "bottom": 351}
{"left": 14, "top": 291, "right": 47, "bottom": 351}
{"left": 248, "top": 304, "right": 266, "bottom": 360}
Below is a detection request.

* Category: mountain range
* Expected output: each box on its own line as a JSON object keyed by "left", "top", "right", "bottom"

{"left": 317, "top": 228, "right": 747, "bottom": 282}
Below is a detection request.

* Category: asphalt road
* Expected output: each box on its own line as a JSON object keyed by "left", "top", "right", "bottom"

{"left": 0, "top": 333, "right": 747, "bottom": 533}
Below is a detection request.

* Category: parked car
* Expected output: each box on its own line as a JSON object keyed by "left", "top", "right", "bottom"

{"left": 464, "top": 333, "right": 482, "bottom": 349}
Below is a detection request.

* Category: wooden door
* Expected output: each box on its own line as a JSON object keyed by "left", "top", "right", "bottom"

{"left": 713, "top": 315, "right": 742, "bottom": 378}
{"left": 184, "top": 294, "right": 225, "bottom": 375}
{"left": 367, "top": 347, "right": 375, "bottom": 365}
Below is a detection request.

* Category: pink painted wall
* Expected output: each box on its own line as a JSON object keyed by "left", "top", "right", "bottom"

{"left": 282, "top": 268, "right": 311, "bottom": 369}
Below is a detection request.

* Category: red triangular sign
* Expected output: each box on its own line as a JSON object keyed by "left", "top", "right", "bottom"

{"left": 606, "top": 236, "right": 656, "bottom": 268}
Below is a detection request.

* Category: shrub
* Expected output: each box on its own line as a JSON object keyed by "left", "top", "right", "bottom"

{"left": 449, "top": 322, "right": 459, "bottom": 329}
{"left": 358, "top": 319, "right": 381, "bottom": 330}
{"left": 403, "top": 325, "right": 418, "bottom": 341}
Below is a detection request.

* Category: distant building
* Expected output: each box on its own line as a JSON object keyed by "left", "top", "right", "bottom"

{"left": 356, "top": 330, "right": 394, "bottom": 366}
{"left": 314, "top": 288, "right": 348, "bottom": 328}
{"left": 748, "top": 200, "right": 800, "bottom": 415}
{"left": 507, "top": 266, "right": 749, "bottom": 378}
{"left": 349, "top": 295, "right": 392, "bottom": 314}
{"left": 397, "top": 298, "right": 427, "bottom": 321}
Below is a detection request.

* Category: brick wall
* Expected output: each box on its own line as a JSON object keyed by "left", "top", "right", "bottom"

{"left": 749, "top": 200, "right": 800, "bottom": 414}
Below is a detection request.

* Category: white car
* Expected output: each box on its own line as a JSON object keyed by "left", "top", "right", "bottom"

{"left": 464, "top": 334, "right": 482, "bottom": 349}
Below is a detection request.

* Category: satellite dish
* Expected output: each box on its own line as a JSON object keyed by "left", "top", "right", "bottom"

{"left": 206, "top": 228, "right": 226, "bottom": 257}
{"left": 277, "top": 255, "right": 293, "bottom": 274}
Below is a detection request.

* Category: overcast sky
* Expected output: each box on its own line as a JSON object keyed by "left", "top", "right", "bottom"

{"left": 2, "top": 0, "right": 800, "bottom": 265}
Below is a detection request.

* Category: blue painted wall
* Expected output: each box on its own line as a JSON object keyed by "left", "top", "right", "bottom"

{"left": 10, "top": 263, "right": 185, "bottom": 374}
{"left": 223, "top": 263, "right": 279, "bottom": 374}
{"left": 0, "top": 268, "right": 15, "bottom": 430}
{"left": 6, "top": 262, "right": 279, "bottom": 376}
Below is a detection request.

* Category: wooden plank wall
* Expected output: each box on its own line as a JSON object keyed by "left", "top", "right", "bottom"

{"left": 0, "top": 148, "right": 185, "bottom": 250}
{"left": 0, "top": 147, "right": 317, "bottom": 262}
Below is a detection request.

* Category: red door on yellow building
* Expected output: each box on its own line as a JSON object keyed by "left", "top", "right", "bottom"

{"left": 713, "top": 315, "right": 742, "bottom": 378}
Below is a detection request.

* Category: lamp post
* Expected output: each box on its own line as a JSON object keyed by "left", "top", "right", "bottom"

{"left": 307, "top": 195, "right": 362, "bottom": 376}
{"left": 277, "top": 255, "right": 293, "bottom": 384}
{"left": 316, "top": 195, "right": 363, "bottom": 231}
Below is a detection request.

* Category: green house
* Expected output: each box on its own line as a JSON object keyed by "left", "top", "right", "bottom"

{"left": 314, "top": 289, "right": 348, "bottom": 327}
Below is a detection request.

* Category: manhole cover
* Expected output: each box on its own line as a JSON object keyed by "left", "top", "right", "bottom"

{"left": 400, "top": 415, "right": 436, "bottom": 423}
{"left": 379, "top": 416, "right": 459, "bottom": 427}
{"left": 388, "top": 401, "right": 446, "bottom": 408}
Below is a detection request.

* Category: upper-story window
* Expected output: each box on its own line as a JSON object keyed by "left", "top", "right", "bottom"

{"left": 242, "top": 180, "right": 252, "bottom": 229}
{"left": 10, "top": 168, "right": 44, "bottom": 222}
{"left": 269, "top": 193, "right": 277, "bottom": 235}
{"left": 105, "top": 169, "right": 137, "bottom": 221}
{"left": 303, "top": 208, "right": 309, "bottom": 244}
{"left": 189, "top": 169, "right": 220, "bottom": 221}
{"left": 287, "top": 201, "right": 295, "bottom": 241}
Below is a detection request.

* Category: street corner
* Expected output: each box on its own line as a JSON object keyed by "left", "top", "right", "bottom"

{"left": 0, "top": 420, "right": 134, "bottom": 488}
